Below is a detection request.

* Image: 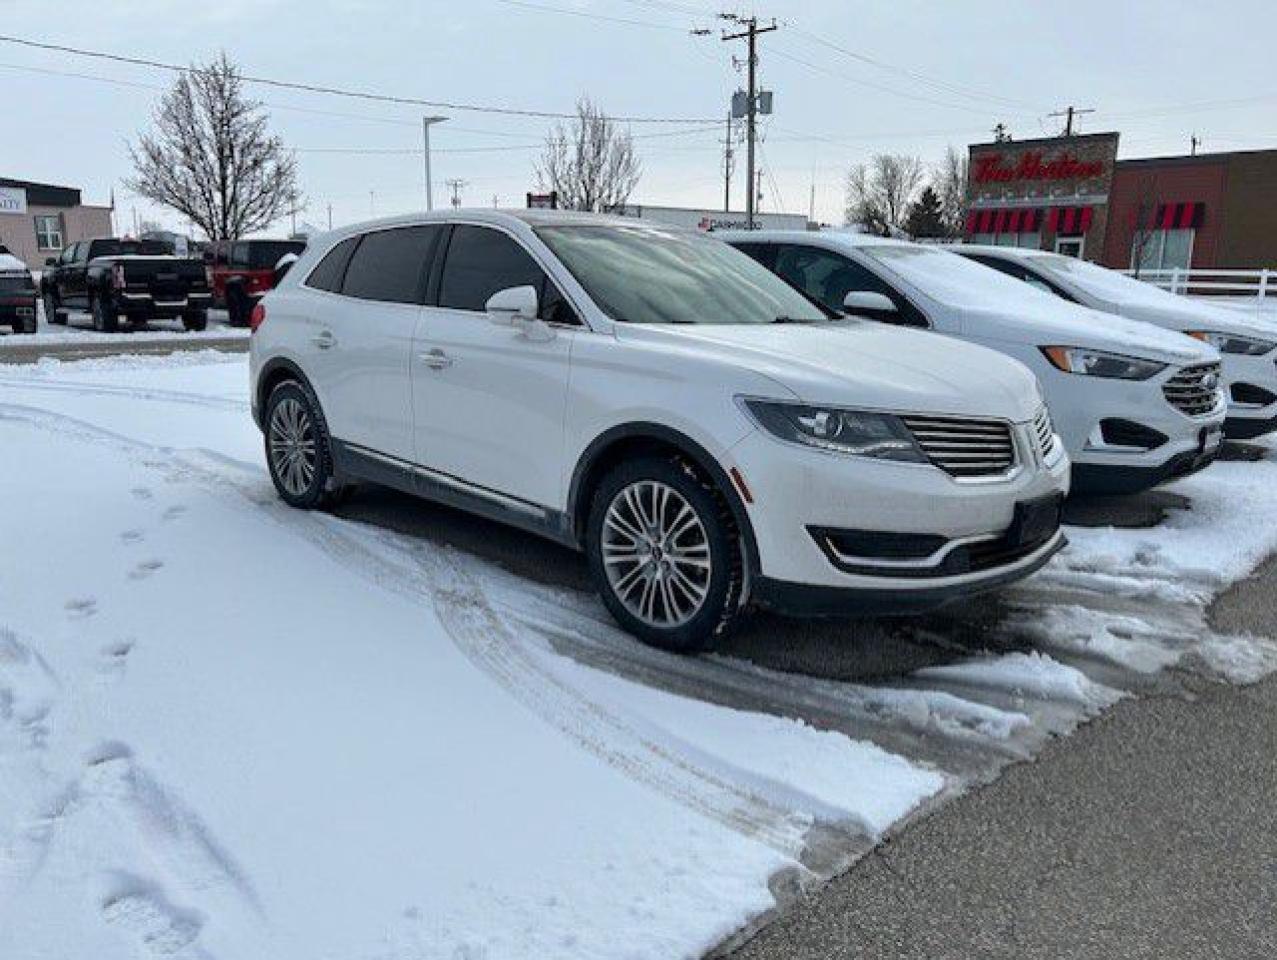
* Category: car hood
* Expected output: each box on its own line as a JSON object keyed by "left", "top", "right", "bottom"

{"left": 1105, "top": 297, "right": 1277, "bottom": 341}
{"left": 616, "top": 320, "right": 1045, "bottom": 421}
{"left": 961, "top": 296, "right": 1217, "bottom": 365}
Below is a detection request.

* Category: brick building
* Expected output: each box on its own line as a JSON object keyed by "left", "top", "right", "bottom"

{"left": 964, "top": 134, "right": 1277, "bottom": 272}
{"left": 0, "top": 177, "right": 113, "bottom": 270}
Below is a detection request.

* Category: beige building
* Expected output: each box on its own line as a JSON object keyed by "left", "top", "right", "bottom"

{"left": 0, "top": 178, "right": 114, "bottom": 271}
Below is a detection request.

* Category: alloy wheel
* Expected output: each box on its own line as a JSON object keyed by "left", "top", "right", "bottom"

{"left": 601, "top": 480, "right": 712, "bottom": 628}
{"left": 268, "top": 397, "right": 318, "bottom": 497}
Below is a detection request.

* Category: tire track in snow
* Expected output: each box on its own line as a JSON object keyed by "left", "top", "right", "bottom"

{"left": 0, "top": 377, "right": 247, "bottom": 413}
{"left": 0, "top": 401, "right": 845, "bottom": 867}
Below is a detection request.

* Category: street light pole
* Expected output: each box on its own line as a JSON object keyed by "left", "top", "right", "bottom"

{"left": 422, "top": 116, "right": 448, "bottom": 211}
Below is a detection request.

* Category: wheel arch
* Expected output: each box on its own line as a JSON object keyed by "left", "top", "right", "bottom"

{"left": 254, "top": 357, "right": 317, "bottom": 430}
{"left": 567, "top": 422, "right": 759, "bottom": 574}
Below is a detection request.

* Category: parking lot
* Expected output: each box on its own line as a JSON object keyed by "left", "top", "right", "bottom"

{"left": 1, "top": 345, "right": 1274, "bottom": 958}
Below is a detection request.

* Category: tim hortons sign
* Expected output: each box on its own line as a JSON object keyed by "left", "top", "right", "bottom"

{"left": 973, "top": 151, "right": 1106, "bottom": 185}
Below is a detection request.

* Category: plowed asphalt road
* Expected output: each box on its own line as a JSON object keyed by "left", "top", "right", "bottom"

{"left": 723, "top": 555, "right": 1277, "bottom": 960}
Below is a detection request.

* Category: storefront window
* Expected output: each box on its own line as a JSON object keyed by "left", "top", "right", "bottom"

{"left": 1131, "top": 228, "right": 1194, "bottom": 272}
{"left": 971, "top": 232, "right": 1041, "bottom": 249}
{"left": 34, "top": 214, "right": 63, "bottom": 250}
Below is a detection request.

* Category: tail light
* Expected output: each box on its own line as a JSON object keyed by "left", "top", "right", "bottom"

{"left": 249, "top": 302, "right": 266, "bottom": 333}
{"left": 112, "top": 263, "right": 126, "bottom": 289}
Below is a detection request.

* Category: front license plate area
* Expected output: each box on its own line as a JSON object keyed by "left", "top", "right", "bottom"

{"left": 1009, "top": 494, "right": 1063, "bottom": 548}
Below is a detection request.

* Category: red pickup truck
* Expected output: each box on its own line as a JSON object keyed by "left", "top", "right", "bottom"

{"left": 208, "top": 239, "right": 306, "bottom": 326}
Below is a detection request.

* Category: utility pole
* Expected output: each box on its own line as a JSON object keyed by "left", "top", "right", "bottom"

{"left": 722, "top": 14, "right": 777, "bottom": 229}
{"left": 1191, "top": 133, "right": 1201, "bottom": 156}
{"left": 1048, "top": 105, "right": 1096, "bottom": 137}
{"left": 327, "top": 203, "right": 333, "bottom": 231}
{"left": 422, "top": 116, "right": 448, "bottom": 211}
{"left": 722, "top": 111, "right": 734, "bottom": 212}
{"left": 446, "top": 178, "right": 468, "bottom": 209}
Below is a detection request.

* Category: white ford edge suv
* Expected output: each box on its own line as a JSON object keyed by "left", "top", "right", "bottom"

{"left": 955, "top": 245, "right": 1277, "bottom": 440}
{"left": 724, "top": 230, "right": 1227, "bottom": 495}
{"left": 250, "top": 211, "right": 1069, "bottom": 652}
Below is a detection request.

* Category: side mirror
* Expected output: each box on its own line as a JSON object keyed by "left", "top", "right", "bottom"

{"left": 485, "top": 284, "right": 538, "bottom": 323}
{"left": 843, "top": 290, "right": 897, "bottom": 316}
{"left": 486, "top": 285, "right": 554, "bottom": 341}
{"left": 45, "top": 257, "right": 56, "bottom": 267}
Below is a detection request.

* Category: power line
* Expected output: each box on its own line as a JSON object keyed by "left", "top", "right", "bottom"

{"left": 0, "top": 33, "right": 717, "bottom": 124}
{"left": 491, "top": 0, "right": 685, "bottom": 30}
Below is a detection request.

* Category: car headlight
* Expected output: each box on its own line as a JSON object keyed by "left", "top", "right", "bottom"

{"left": 741, "top": 399, "right": 927, "bottom": 462}
{"left": 1187, "top": 331, "right": 1277, "bottom": 356}
{"left": 1040, "top": 346, "right": 1167, "bottom": 380}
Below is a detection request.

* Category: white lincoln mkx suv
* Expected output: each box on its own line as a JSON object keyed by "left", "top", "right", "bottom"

{"left": 250, "top": 211, "right": 1069, "bottom": 652}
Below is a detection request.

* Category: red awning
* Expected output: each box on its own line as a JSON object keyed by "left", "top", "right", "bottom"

{"left": 1157, "top": 202, "right": 1205, "bottom": 230}
{"left": 966, "top": 208, "right": 1044, "bottom": 235}
{"left": 1046, "top": 206, "right": 1094, "bottom": 235}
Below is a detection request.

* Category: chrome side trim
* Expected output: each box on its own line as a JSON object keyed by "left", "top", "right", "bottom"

{"left": 344, "top": 442, "right": 546, "bottom": 519}
{"left": 822, "top": 531, "right": 1000, "bottom": 571}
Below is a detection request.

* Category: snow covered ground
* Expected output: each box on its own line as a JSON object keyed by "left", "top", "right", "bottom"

{"left": 0, "top": 300, "right": 246, "bottom": 345}
{"left": 2, "top": 353, "right": 1276, "bottom": 959}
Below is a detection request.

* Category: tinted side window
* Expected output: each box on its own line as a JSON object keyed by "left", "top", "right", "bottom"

{"left": 341, "top": 226, "right": 441, "bottom": 304}
{"left": 230, "top": 243, "right": 251, "bottom": 268}
{"left": 439, "top": 225, "right": 577, "bottom": 324}
{"left": 773, "top": 245, "right": 927, "bottom": 327}
{"left": 731, "top": 242, "right": 777, "bottom": 270}
{"left": 305, "top": 237, "right": 360, "bottom": 293}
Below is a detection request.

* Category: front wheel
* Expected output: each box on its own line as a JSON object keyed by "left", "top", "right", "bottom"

{"left": 586, "top": 457, "right": 744, "bottom": 654}
{"left": 264, "top": 380, "right": 342, "bottom": 510}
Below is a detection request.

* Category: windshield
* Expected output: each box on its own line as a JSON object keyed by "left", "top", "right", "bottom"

{"left": 859, "top": 243, "right": 1058, "bottom": 310}
{"left": 536, "top": 224, "right": 828, "bottom": 325}
{"left": 1028, "top": 253, "right": 1173, "bottom": 305}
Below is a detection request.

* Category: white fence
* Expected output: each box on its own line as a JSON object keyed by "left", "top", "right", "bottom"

{"left": 1121, "top": 267, "right": 1274, "bottom": 301}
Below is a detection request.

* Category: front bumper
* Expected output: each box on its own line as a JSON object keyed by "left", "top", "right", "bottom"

{"left": 1221, "top": 350, "right": 1277, "bottom": 439}
{"left": 754, "top": 530, "right": 1066, "bottom": 616}
{"left": 727, "top": 417, "right": 1070, "bottom": 604}
{"left": 1044, "top": 364, "right": 1226, "bottom": 492}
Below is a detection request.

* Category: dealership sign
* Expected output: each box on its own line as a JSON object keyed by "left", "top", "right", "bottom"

{"left": 973, "top": 151, "right": 1106, "bottom": 185}
{"left": 0, "top": 186, "right": 27, "bottom": 215}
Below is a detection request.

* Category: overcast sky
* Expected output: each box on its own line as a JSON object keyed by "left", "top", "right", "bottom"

{"left": 0, "top": 0, "right": 1271, "bottom": 235}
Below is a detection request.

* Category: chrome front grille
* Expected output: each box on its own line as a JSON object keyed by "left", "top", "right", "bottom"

{"left": 900, "top": 414, "right": 1016, "bottom": 479}
{"left": 1163, "top": 362, "right": 1223, "bottom": 417}
{"left": 1032, "top": 405, "right": 1054, "bottom": 458}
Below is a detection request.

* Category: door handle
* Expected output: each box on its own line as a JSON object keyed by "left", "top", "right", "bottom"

{"left": 418, "top": 348, "right": 453, "bottom": 370}
{"left": 312, "top": 330, "right": 336, "bottom": 349}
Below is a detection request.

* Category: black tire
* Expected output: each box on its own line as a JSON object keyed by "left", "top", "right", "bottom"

{"left": 585, "top": 455, "right": 744, "bottom": 654}
{"left": 18, "top": 311, "right": 37, "bottom": 334}
{"left": 226, "top": 286, "right": 249, "bottom": 327}
{"left": 43, "top": 291, "right": 66, "bottom": 325}
{"left": 183, "top": 309, "right": 208, "bottom": 332}
{"left": 90, "top": 294, "right": 118, "bottom": 333}
{"left": 263, "top": 380, "right": 343, "bottom": 510}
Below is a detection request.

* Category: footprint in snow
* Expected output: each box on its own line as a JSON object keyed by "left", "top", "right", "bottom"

{"left": 161, "top": 505, "right": 187, "bottom": 522}
{"left": 128, "top": 559, "right": 165, "bottom": 581}
{"left": 98, "top": 640, "right": 134, "bottom": 677}
{"left": 120, "top": 529, "right": 145, "bottom": 545}
{"left": 65, "top": 597, "right": 98, "bottom": 619}
{"left": 130, "top": 487, "right": 154, "bottom": 501}
{"left": 101, "top": 882, "right": 203, "bottom": 956}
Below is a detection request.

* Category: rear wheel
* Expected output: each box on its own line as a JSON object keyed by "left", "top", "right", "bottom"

{"left": 43, "top": 292, "right": 66, "bottom": 325}
{"left": 183, "top": 309, "right": 208, "bottom": 332}
{"left": 17, "top": 311, "right": 36, "bottom": 334}
{"left": 586, "top": 457, "right": 744, "bottom": 654}
{"left": 226, "top": 286, "right": 249, "bottom": 327}
{"left": 264, "top": 380, "right": 343, "bottom": 510}
{"left": 90, "top": 294, "right": 118, "bottom": 333}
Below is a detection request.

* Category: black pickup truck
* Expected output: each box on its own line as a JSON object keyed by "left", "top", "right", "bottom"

{"left": 41, "top": 238, "right": 212, "bottom": 332}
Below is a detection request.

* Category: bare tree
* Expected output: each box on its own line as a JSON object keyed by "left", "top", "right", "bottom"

{"left": 844, "top": 154, "right": 925, "bottom": 236}
{"left": 1129, "top": 176, "right": 1161, "bottom": 277}
{"left": 128, "top": 53, "right": 299, "bottom": 241}
{"left": 936, "top": 145, "right": 969, "bottom": 238}
{"left": 536, "top": 97, "right": 641, "bottom": 212}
